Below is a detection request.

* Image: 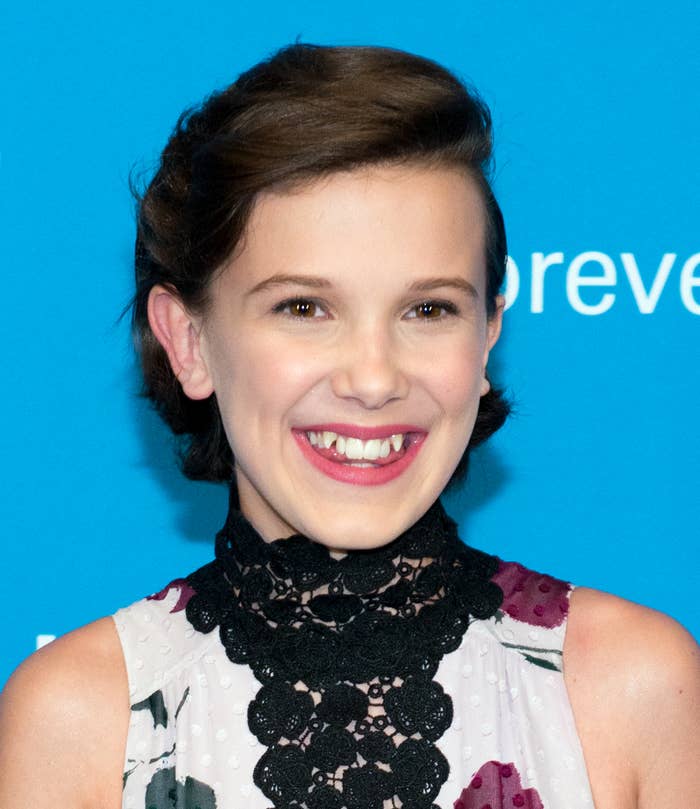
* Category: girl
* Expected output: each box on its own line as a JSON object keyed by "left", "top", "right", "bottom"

{"left": 1, "top": 44, "right": 697, "bottom": 809}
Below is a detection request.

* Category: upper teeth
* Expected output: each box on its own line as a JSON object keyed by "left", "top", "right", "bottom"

{"left": 307, "top": 431, "right": 405, "bottom": 460}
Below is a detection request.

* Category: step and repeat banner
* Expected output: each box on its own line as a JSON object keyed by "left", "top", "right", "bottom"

{"left": 2, "top": 1, "right": 698, "bottom": 687}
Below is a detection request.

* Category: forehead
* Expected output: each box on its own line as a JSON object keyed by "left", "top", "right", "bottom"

{"left": 216, "top": 163, "right": 488, "bottom": 295}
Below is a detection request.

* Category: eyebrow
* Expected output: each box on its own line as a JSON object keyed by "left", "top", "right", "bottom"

{"left": 408, "top": 277, "right": 479, "bottom": 299}
{"left": 245, "top": 273, "right": 479, "bottom": 299}
{"left": 245, "top": 274, "right": 332, "bottom": 297}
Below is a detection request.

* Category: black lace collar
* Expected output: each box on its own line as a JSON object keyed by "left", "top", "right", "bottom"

{"left": 185, "top": 490, "right": 503, "bottom": 809}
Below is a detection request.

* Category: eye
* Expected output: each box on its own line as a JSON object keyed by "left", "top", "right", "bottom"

{"left": 405, "top": 300, "right": 458, "bottom": 320}
{"left": 273, "top": 298, "right": 327, "bottom": 319}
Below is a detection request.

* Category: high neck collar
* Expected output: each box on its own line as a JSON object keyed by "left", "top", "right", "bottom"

{"left": 215, "top": 497, "right": 464, "bottom": 598}
{"left": 209, "top": 491, "right": 503, "bottom": 631}
{"left": 184, "top": 487, "right": 505, "bottom": 809}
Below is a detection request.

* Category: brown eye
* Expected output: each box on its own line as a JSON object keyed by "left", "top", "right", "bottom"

{"left": 405, "top": 300, "right": 458, "bottom": 321}
{"left": 273, "top": 297, "right": 328, "bottom": 319}
{"left": 289, "top": 300, "right": 318, "bottom": 318}
{"left": 415, "top": 302, "right": 441, "bottom": 319}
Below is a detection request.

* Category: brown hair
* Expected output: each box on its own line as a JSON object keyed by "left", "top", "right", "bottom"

{"left": 132, "top": 43, "right": 509, "bottom": 483}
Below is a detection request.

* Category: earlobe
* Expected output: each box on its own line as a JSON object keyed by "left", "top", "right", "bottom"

{"left": 147, "top": 286, "right": 214, "bottom": 400}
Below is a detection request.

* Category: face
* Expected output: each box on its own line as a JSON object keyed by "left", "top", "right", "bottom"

{"left": 153, "top": 164, "right": 502, "bottom": 549}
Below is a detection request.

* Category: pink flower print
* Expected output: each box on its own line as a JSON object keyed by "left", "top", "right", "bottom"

{"left": 147, "top": 578, "right": 196, "bottom": 613}
{"left": 454, "top": 761, "right": 544, "bottom": 809}
{"left": 491, "top": 561, "right": 570, "bottom": 628}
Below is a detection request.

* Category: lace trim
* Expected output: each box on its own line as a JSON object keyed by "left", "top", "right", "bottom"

{"left": 185, "top": 499, "right": 504, "bottom": 809}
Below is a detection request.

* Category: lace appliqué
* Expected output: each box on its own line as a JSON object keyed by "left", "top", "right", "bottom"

{"left": 186, "top": 501, "right": 503, "bottom": 809}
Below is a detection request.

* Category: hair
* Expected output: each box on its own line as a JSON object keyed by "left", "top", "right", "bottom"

{"left": 132, "top": 43, "right": 510, "bottom": 484}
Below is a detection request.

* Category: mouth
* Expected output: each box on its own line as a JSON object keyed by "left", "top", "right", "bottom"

{"left": 292, "top": 423, "right": 427, "bottom": 486}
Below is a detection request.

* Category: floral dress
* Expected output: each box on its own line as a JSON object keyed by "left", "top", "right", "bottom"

{"left": 114, "top": 500, "right": 594, "bottom": 809}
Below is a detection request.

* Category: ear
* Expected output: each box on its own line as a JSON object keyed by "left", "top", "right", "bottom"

{"left": 147, "top": 285, "right": 214, "bottom": 400}
{"left": 481, "top": 295, "right": 504, "bottom": 396}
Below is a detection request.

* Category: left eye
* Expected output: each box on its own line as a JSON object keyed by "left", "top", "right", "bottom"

{"left": 405, "top": 301, "right": 456, "bottom": 319}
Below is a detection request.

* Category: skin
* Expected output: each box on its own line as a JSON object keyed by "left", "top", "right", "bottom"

{"left": 0, "top": 165, "right": 697, "bottom": 808}
{"left": 156, "top": 165, "right": 501, "bottom": 549}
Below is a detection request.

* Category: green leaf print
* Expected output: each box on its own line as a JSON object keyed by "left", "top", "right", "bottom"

{"left": 520, "top": 653, "right": 561, "bottom": 672}
{"left": 499, "top": 642, "right": 563, "bottom": 673}
{"left": 145, "top": 767, "right": 217, "bottom": 809}
{"left": 132, "top": 690, "right": 169, "bottom": 729}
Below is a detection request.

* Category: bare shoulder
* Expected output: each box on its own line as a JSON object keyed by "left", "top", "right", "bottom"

{"left": 564, "top": 587, "right": 700, "bottom": 809}
{"left": 565, "top": 587, "right": 699, "bottom": 694}
{"left": 0, "top": 616, "right": 129, "bottom": 809}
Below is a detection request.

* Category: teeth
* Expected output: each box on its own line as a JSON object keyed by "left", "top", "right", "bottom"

{"left": 345, "top": 438, "right": 363, "bottom": 460}
{"left": 363, "top": 439, "right": 381, "bottom": 461}
{"left": 306, "top": 431, "right": 406, "bottom": 461}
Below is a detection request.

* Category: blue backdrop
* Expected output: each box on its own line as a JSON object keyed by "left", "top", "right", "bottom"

{"left": 2, "top": 1, "right": 698, "bottom": 688}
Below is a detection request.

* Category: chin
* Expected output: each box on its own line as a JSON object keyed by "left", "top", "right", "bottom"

{"left": 299, "top": 504, "right": 428, "bottom": 552}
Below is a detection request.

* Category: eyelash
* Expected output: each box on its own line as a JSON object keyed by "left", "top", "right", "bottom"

{"left": 272, "top": 298, "right": 329, "bottom": 319}
{"left": 405, "top": 300, "right": 460, "bottom": 320}
{"left": 271, "top": 297, "right": 460, "bottom": 321}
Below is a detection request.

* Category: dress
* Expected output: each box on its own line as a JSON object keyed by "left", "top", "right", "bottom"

{"left": 113, "top": 500, "right": 594, "bottom": 809}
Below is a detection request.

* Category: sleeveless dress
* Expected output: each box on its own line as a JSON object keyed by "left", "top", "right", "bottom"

{"left": 113, "top": 501, "right": 594, "bottom": 809}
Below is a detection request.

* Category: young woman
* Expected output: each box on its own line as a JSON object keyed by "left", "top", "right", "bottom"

{"left": 1, "top": 44, "right": 697, "bottom": 809}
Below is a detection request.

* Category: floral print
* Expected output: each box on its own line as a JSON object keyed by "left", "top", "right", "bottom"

{"left": 131, "top": 689, "right": 168, "bottom": 729}
{"left": 116, "top": 506, "right": 594, "bottom": 809}
{"left": 123, "top": 687, "right": 191, "bottom": 792}
{"left": 491, "top": 561, "right": 570, "bottom": 628}
{"left": 454, "top": 761, "right": 544, "bottom": 809}
{"left": 144, "top": 767, "right": 217, "bottom": 809}
{"left": 147, "top": 579, "right": 196, "bottom": 614}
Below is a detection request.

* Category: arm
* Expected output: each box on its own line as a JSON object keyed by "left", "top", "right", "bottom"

{"left": 631, "top": 609, "right": 699, "bottom": 807}
{"left": 565, "top": 588, "right": 700, "bottom": 809}
{"left": 0, "top": 617, "right": 130, "bottom": 809}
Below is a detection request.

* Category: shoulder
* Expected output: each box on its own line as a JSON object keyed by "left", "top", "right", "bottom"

{"left": 0, "top": 617, "right": 128, "bottom": 809}
{"left": 113, "top": 576, "right": 217, "bottom": 701}
{"left": 565, "top": 587, "right": 699, "bottom": 691}
{"left": 564, "top": 588, "right": 700, "bottom": 807}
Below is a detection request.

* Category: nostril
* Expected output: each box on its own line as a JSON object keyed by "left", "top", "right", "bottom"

{"left": 329, "top": 353, "right": 409, "bottom": 408}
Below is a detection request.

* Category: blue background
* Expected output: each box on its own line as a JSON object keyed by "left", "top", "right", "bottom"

{"left": 2, "top": 1, "right": 698, "bottom": 688}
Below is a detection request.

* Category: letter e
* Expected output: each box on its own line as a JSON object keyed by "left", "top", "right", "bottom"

{"left": 567, "top": 252, "right": 616, "bottom": 315}
{"left": 680, "top": 254, "right": 700, "bottom": 315}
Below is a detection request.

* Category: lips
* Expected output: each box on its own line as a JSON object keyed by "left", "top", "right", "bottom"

{"left": 292, "top": 424, "right": 427, "bottom": 486}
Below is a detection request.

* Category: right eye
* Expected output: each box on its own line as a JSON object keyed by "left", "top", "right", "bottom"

{"left": 273, "top": 298, "right": 327, "bottom": 319}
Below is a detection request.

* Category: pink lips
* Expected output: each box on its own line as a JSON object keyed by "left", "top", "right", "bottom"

{"left": 293, "top": 424, "right": 427, "bottom": 486}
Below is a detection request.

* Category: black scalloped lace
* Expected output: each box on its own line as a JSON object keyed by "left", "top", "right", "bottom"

{"left": 185, "top": 496, "right": 503, "bottom": 809}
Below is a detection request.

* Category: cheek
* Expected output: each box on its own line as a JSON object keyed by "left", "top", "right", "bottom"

{"left": 420, "top": 340, "right": 486, "bottom": 415}
{"left": 210, "top": 332, "right": 322, "bottom": 428}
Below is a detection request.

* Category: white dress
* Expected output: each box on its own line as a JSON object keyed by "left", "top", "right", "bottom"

{"left": 114, "top": 504, "right": 594, "bottom": 809}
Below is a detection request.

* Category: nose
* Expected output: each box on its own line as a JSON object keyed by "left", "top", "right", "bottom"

{"left": 330, "top": 327, "right": 410, "bottom": 409}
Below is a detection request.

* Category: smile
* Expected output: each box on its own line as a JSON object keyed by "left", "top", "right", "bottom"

{"left": 292, "top": 424, "right": 427, "bottom": 486}
{"left": 307, "top": 430, "right": 405, "bottom": 461}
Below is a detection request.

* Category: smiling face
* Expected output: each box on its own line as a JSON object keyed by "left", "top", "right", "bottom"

{"left": 150, "top": 164, "right": 502, "bottom": 549}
